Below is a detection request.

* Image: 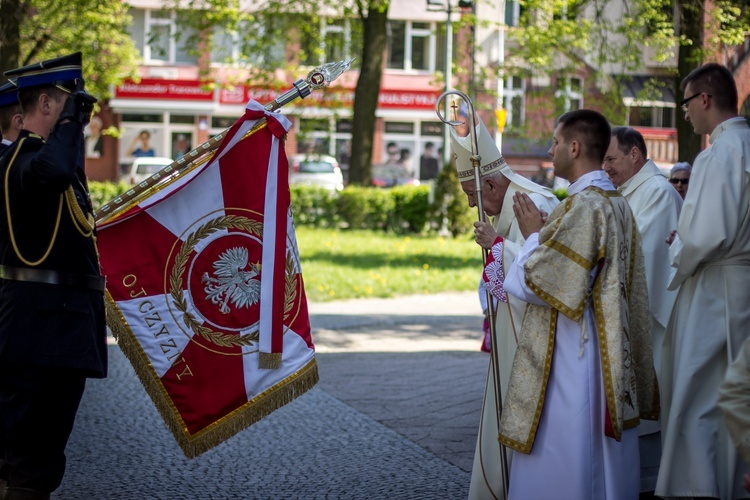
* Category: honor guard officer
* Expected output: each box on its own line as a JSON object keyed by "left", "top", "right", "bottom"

{"left": 0, "top": 81, "right": 22, "bottom": 157}
{"left": 0, "top": 52, "right": 107, "bottom": 500}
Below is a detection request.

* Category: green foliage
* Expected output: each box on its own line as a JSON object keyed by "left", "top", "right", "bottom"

{"left": 5, "top": 0, "right": 140, "bottom": 99}
{"left": 388, "top": 185, "right": 430, "bottom": 234}
{"left": 336, "top": 186, "right": 394, "bottom": 230}
{"left": 88, "top": 180, "right": 131, "bottom": 212}
{"left": 289, "top": 182, "right": 474, "bottom": 236}
{"left": 290, "top": 185, "right": 338, "bottom": 227}
{"left": 552, "top": 187, "right": 569, "bottom": 200}
{"left": 433, "top": 161, "right": 475, "bottom": 238}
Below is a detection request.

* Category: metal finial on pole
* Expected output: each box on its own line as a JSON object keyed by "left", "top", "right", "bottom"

{"left": 95, "top": 59, "right": 354, "bottom": 224}
{"left": 436, "top": 89, "right": 510, "bottom": 498}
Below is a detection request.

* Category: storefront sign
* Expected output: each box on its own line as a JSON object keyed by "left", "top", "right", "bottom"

{"left": 117, "top": 79, "right": 441, "bottom": 110}
{"left": 115, "top": 79, "right": 214, "bottom": 101}
{"left": 220, "top": 85, "right": 440, "bottom": 110}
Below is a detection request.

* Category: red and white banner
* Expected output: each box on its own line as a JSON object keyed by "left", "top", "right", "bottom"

{"left": 97, "top": 100, "right": 316, "bottom": 457}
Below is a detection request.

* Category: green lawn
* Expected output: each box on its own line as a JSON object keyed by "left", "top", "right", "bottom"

{"left": 295, "top": 227, "right": 483, "bottom": 302}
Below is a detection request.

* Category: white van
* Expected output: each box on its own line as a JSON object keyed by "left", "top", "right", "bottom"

{"left": 127, "top": 156, "right": 175, "bottom": 185}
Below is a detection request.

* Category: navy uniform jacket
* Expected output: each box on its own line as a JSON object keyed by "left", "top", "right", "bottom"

{"left": 0, "top": 124, "right": 107, "bottom": 378}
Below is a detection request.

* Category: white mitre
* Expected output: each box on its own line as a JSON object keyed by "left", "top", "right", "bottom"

{"left": 451, "top": 115, "right": 559, "bottom": 195}
{"left": 450, "top": 116, "right": 507, "bottom": 182}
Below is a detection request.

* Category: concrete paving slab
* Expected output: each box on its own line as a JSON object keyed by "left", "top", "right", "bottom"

{"left": 57, "top": 291, "right": 490, "bottom": 499}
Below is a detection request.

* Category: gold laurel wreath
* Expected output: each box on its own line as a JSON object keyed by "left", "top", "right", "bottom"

{"left": 170, "top": 215, "right": 298, "bottom": 349}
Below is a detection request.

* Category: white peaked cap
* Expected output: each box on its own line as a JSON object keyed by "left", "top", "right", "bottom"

{"left": 450, "top": 115, "right": 507, "bottom": 182}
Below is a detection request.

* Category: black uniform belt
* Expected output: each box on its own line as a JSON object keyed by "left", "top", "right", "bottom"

{"left": 0, "top": 264, "right": 106, "bottom": 292}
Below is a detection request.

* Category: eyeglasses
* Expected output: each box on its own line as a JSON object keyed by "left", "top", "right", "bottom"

{"left": 680, "top": 92, "right": 711, "bottom": 112}
{"left": 669, "top": 178, "right": 689, "bottom": 185}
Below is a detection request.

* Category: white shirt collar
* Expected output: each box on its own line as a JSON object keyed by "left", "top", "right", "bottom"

{"left": 709, "top": 116, "right": 748, "bottom": 144}
{"left": 567, "top": 170, "right": 614, "bottom": 195}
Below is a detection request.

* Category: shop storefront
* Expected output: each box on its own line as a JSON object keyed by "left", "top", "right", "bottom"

{"left": 105, "top": 77, "right": 444, "bottom": 182}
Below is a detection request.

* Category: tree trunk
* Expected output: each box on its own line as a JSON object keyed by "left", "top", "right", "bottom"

{"left": 675, "top": 0, "right": 704, "bottom": 164}
{"left": 0, "top": 0, "right": 21, "bottom": 78}
{"left": 349, "top": 2, "right": 389, "bottom": 186}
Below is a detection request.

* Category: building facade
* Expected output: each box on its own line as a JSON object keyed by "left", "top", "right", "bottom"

{"left": 86, "top": 0, "right": 750, "bottom": 183}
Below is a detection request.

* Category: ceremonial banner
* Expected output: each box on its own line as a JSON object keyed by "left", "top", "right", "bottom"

{"left": 97, "top": 100, "right": 317, "bottom": 457}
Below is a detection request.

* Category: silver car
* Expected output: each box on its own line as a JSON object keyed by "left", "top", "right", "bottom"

{"left": 289, "top": 154, "right": 344, "bottom": 192}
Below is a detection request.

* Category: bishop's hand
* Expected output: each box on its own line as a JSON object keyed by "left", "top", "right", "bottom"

{"left": 512, "top": 192, "right": 545, "bottom": 239}
{"left": 473, "top": 221, "right": 499, "bottom": 250}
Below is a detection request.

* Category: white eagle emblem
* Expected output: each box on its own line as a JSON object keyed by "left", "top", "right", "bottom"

{"left": 201, "top": 247, "right": 261, "bottom": 314}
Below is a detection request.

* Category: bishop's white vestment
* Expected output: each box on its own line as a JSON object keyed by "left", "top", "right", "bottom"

{"left": 657, "top": 117, "right": 750, "bottom": 499}
{"left": 468, "top": 166, "right": 559, "bottom": 500}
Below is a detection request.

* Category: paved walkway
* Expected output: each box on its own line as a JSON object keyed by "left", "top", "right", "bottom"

{"left": 55, "top": 292, "right": 490, "bottom": 499}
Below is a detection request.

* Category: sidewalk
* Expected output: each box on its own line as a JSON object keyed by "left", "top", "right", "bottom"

{"left": 56, "top": 291, "right": 490, "bottom": 499}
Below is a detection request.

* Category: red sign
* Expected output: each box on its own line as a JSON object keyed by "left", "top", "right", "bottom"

{"left": 115, "top": 79, "right": 214, "bottom": 101}
{"left": 378, "top": 89, "right": 440, "bottom": 109}
{"left": 221, "top": 86, "right": 440, "bottom": 110}
{"left": 118, "top": 79, "right": 441, "bottom": 110}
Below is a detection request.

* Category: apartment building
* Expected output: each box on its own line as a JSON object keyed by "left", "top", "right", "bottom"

{"left": 86, "top": 0, "right": 750, "bottom": 182}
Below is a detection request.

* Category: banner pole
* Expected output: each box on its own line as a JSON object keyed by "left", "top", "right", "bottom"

{"left": 436, "top": 89, "right": 510, "bottom": 498}
{"left": 95, "top": 59, "right": 353, "bottom": 224}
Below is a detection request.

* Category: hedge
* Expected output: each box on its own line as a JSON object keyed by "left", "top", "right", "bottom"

{"left": 88, "top": 171, "right": 565, "bottom": 237}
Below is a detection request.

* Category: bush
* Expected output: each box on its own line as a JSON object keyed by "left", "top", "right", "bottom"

{"left": 388, "top": 184, "right": 430, "bottom": 234}
{"left": 290, "top": 185, "right": 338, "bottom": 227}
{"left": 89, "top": 179, "right": 467, "bottom": 237}
{"left": 336, "top": 186, "right": 394, "bottom": 230}
{"left": 432, "top": 161, "right": 475, "bottom": 237}
{"left": 88, "top": 181, "right": 131, "bottom": 212}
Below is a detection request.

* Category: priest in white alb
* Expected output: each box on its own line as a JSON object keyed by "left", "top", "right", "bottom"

{"left": 657, "top": 63, "right": 750, "bottom": 500}
{"left": 602, "top": 126, "right": 682, "bottom": 493}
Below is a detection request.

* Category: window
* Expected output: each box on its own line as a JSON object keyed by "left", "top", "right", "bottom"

{"left": 297, "top": 118, "right": 332, "bottom": 155}
{"left": 211, "top": 116, "right": 235, "bottom": 129}
{"left": 555, "top": 77, "right": 583, "bottom": 111}
{"left": 387, "top": 20, "right": 440, "bottom": 72}
{"left": 210, "top": 19, "right": 283, "bottom": 67}
{"left": 385, "top": 122, "right": 415, "bottom": 134}
{"left": 628, "top": 106, "right": 675, "bottom": 128}
{"left": 122, "top": 113, "right": 163, "bottom": 123}
{"left": 505, "top": 0, "right": 520, "bottom": 26}
{"left": 503, "top": 77, "right": 525, "bottom": 130}
{"left": 170, "top": 115, "right": 195, "bottom": 125}
{"left": 325, "top": 19, "right": 348, "bottom": 63}
{"left": 135, "top": 9, "right": 198, "bottom": 65}
{"left": 296, "top": 17, "right": 357, "bottom": 67}
{"left": 420, "top": 121, "right": 443, "bottom": 136}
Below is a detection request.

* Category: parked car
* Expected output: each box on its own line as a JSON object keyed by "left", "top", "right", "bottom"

{"left": 126, "top": 156, "right": 175, "bottom": 185}
{"left": 289, "top": 154, "right": 344, "bottom": 192}
{"left": 371, "top": 163, "right": 420, "bottom": 188}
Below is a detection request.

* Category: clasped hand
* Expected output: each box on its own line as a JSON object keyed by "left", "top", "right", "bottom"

{"left": 512, "top": 192, "right": 546, "bottom": 239}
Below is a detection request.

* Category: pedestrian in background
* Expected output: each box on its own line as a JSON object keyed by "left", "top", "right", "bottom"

{"left": 0, "top": 52, "right": 108, "bottom": 499}
{"left": 668, "top": 161, "right": 691, "bottom": 199}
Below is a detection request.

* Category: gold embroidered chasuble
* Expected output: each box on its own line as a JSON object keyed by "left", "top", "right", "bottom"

{"left": 498, "top": 186, "right": 659, "bottom": 454}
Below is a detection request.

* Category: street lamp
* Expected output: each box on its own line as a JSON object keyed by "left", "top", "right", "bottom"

{"left": 426, "top": 0, "right": 473, "bottom": 167}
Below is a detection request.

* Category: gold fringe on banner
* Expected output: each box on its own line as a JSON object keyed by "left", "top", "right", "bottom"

{"left": 259, "top": 352, "right": 283, "bottom": 370}
{"left": 104, "top": 293, "right": 319, "bottom": 458}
